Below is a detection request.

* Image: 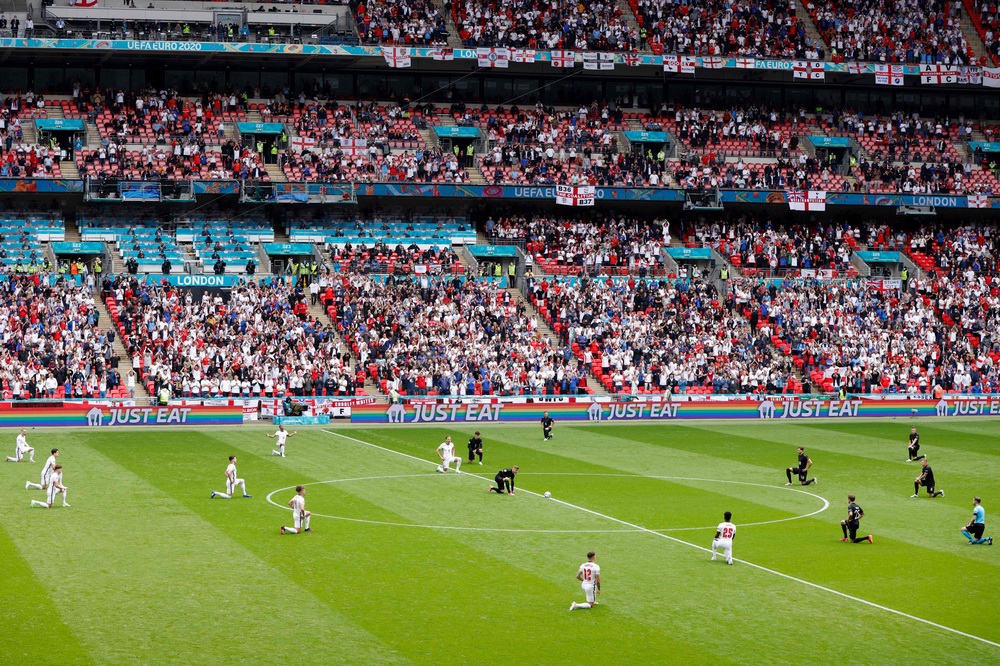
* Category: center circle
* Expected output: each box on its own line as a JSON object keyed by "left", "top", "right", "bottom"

{"left": 265, "top": 472, "right": 830, "bottom": 534}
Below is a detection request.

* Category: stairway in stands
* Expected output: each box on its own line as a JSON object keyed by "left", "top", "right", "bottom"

{"left": 94, "top": 298, "right": 152, "bottom": 403}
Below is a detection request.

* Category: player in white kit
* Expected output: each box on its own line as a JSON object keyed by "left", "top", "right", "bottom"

{"left": 267, "top": 425, "right": 299, "bottom": 457}
{"left": 711, "top": 511, "right": 736, "bottom": 565}
{"left": 435, "top": 436, "right": 462, "bottom": 473}
{"left": 569, "top": 551, "right": 601, "bottom": 610}
{"left": 31, "top": 465, "right": 68, "bottom": 508}
{"left": 6, "top": 428, "right": 35, "bottom": 463}
{"left": 281, "top": 485, "right": 311, "bottom": 534}
{"left": 211, "top": 456, "right": 251, "bottom": 499}
{"left": 26, "top": 448, "right": 59, "bottom": 491}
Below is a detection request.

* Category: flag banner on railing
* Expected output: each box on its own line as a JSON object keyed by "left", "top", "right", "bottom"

{"left": 787, "top": 190, "right": 826, "bottom": 211}
{"left": 555, "top": 185, "right": 596, "bottom": 206}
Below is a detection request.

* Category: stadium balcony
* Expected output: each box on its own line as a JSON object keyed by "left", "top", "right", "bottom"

{"left": 479, "top": 150, "right": 664, "bottom": 187}
{"left": 808, "top": 0, "right": 974, "bottom": 64}
{"left": 452, "top": 0, "right": 636, "bottom": 50}
{"left": 662, "top": 106, "right": 819, "bottom": 159}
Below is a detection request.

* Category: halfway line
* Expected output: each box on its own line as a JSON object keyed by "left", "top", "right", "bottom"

{"left": 322, "top": 429, "right": 1000, "bottom": 650}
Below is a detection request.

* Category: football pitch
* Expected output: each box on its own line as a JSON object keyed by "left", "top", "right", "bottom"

{"left": 1, "top": 419, "right": 999, "bottom": 665}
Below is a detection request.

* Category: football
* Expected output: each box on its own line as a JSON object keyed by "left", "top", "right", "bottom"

{"left": 543, "top": 491, "right": 552, "bottom": 498}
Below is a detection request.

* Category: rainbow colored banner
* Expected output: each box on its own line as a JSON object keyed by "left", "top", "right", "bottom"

{"left": 353, "top": 396, "right": 1000, "bottom": 424}
{"left": 0, "top": 404, "right": 243, "bottom": 428}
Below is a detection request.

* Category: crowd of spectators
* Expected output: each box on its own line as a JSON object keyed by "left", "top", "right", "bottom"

{"left": 481, "top": 146, "right": 665, "bottom": 186}
{"left": 79, "top": 139, "right": 268, "bottom": 181}
{"left": 632, "top": 0, "right": 807, "bottom": 57}
{"left": 809, "top": 0, "right": 971, "bottom": 64}
{"left": 453, "top": 0, "right": 637, "bottom": 50}
{"left": 528, "top": 275, "right": 797, "bottom": 394}
{"left": 969, "top": 0, "right": 1000, "bottom": 65}
{"left": 680, "top": 216, "right": 859, "bottom": 275}
{"left": 671, "top": 153, "right": 827, "bottom": 190}
{"left": 490, "top": 213, "right": 670, "bottom": 276}
{"left": 106, "top": 275, "right": 362, "bottom": 398}
{"left": 352, "top": 0, "right": 449, "bottom": 45}
{"left": 663, "top": 105, "right": 808, "bottom": 157}
{"left": 282, "top": 147, "right": 469, "bottom": 182}
{"left": 329, "top": 241, "right": 462, "bottom": 274}
{"left": 0, "top": 276, "right": 125, "bottom": 400}
{"left": 331, "top": 273, "right": 588, "bottom": 396}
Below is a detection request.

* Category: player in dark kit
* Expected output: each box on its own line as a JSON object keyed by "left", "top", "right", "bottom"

{"left": 541, "top": 412, "right": 554, "bottom": 441}
{"left": 488, "top": 466, "right": 519, "bottom": 495}
{"left": 912, "top": 459, "right": 944, "bottom": 498}
{"left": 468, "top": 431, "right": 484, "bottom": 465}
{"left": 840, "top": 494, "right": 873, "bottom": 543}
{"left": 906, "top": 427, "right": 926, "bottom": 462}
{"left": 785, "top": 447, "right": 817, "bottom": 486}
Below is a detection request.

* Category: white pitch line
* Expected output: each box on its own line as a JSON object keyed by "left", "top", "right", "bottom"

{"left": 266, "top": 472, "right": 827, "bottom": 533}
{"left": 323, "top": 429, "right": 1000, "bottom": 650}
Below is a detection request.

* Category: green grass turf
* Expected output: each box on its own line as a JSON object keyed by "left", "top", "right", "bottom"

{"left": 1, "top": 419, "right": 999, "bottom": 665}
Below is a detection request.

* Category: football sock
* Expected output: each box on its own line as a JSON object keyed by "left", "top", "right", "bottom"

{"left": 574, "top": 603, "right": 592, "bottom": 609}
{"left": 61, "top": 490, "right": 68, "bottom": 504}
{"left": 477, "top": 452, "right": 482, "bottom": 462}
{"left": 26, "top": 482, "right": 42, "bottom": 490}
{"left": 215, "top": 492, "right": 232, "bottom": 499}
{"left": 915, "top": 455, "right": 925, "bottom": 460}
{"left": 786, "top": 469, "right": 792, "bottom": 483}
{"left": 806, "top": 478, "right": 816, "bottom": 486}
{"left": 973, "top": 537, "right": 987, "bottom": 544}
{"left": 914, "top": 482, "right": 920, "bottom": 494}
{"left": 283, "top": 526, "right": 298, "bottom": 534}
{"left": 962, "top": 530, "right": 973, "bottom": 541}
{"left": 30, "top": 500, "right": 48, "bottom": 508}
{"left": 455, "top": 459, "right": 461, "bottom": 471}
{"left": 303, "top": 515, "right": 311, "bottom": 529}
{"left": 271, "top": 450, "right": 281, "bottom": 456}
{"left": 841, "top": 523, "right": 848, "bottom": 538}
{"left": 853, "top": 537, "right": 868, "bottom": 543}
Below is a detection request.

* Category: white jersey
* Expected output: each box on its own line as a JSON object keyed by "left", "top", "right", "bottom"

{"left": 274, "top": 430, "right": 289, "bottom": 446}
{"left": 42, "top": 455, "right": 57, "bottom": 482}
{"left": 578, "top": 562, "right": 600, "bottom": 586}
{"left": 716, "top": 521, "right": 737, "bottom": 543}
{"left": 16, "top": 433, "right": 29, "bottom": 452}
{"left": 47, "top": 471, "right": 63, "bottom": 503}
{"left": 437, "top": 441, "right": 455, "bottom": 460}
{"left": 290, "top": 494, "right": 305, "bottom": 515}
{"left": 226, "top": 463, "right": 238, "bottom": 481}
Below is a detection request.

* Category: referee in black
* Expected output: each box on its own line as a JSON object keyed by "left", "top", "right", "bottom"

{"left": 840, "top": 494, "right": 873, "bottom": 544}
{"left": 541, "top": 412, "right": 554, "bottom": 441}
{"left": 468, "top": 431, "right": 483, "bottom": 465}
{"left": 488, "top": 466, "right": 519, "bottom": 495}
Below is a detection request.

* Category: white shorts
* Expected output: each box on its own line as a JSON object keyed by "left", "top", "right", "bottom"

{"left": 293, "top": 511, "right": 307, "bottom": 529}
{"left": 47, "top": 484, "right": 62, "bottom": 505}
{"left": 443, "top": 455, "right": 459, "bottom": 467}
{"left": 227, "top": 478, "right": 244, "bottom": 495}
{"left": 581, "top": 582, "right": 596, "bottom": 603}
{"left": 714, "top": 538, "right": 733, "bottom": 556}
{"left": 41, "top": 469, "right": 51, "bottom": 486}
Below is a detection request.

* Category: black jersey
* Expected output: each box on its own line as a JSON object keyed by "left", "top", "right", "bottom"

{"left": 496, "top": 468, "right": 517, "bottom": 481}
{"left": 920, "top": 465, "right": 935, "bottom": 484}
{"left": 798, "top": 452, "right": 811, "bottom": 468}
{"left": 847, "top": 502, "right": 864, "bottom": 522}
{"left": 541, "top": 416, "right": 554, "bottom": 429}
{"left": 468, "top": 436, "right": 483, "bottom": 450}
{"left": 909, "top": 431, "right": 920, "bottom": 451}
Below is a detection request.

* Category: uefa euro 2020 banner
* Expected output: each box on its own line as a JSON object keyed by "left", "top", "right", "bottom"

{"left": 354, "top": 395, "right": 1000, "bottom": 424}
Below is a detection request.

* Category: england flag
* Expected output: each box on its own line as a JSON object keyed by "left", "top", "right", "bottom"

{"left": 875, "top": 64, "right": 904, "bottom": 86}
{"left": 477, "top": 48, "right": 511, "bottom": 68}
{"left": 787, "top": 190, "right": 826, "bottom": 211}
{"left": 967, "top": 193, "right": 990, "bottom": 208}
{"left": 431, "top": 47, "right": 454, "bottom": 61}
{"left": 511, "top": 49, "right": 536, "bottom": 63}
{"left": 551, "top": 50, "right": 576, "bottom": 68}
{"left": 382, "top": 47, "right": 411, "bottom": 69}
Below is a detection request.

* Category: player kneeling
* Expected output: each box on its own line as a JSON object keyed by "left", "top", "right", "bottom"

{"left": 711, "top": 512, "right": 736, "bottom": 565}
{"left": 281, "top": 486, "right": 312, "bottom": 534}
